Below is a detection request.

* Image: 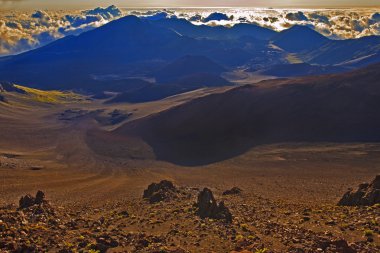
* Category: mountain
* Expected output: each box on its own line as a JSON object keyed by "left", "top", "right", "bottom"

{"left": 302, "top": 35, "right": 380, "bottom": 65}
{"left": 1, "top": 15, "right": 380, "bottom": 93}
{"left": 271, "top": 27, "right": 380, "bottom": 66}
{"left": 0, "top": 16, "right": 199, "bottom": 90}
{"left": 0, "top": 16, "right": 277, "bottom": 91}
{"left": 109, "top": 63, "right": 380, "bottom": 165}
{"left": 339, "top": 52, "right": 380, "bottom": 68}
{"left": 155, "top": 55, "right": 226, "bottom": 83}
{"left": 171, "top": 73, "right": 231, "bottom": 88}
{"left": 272, "top": 25, "right": 329, "bottom": 52}
{"left": 260, "top": 63, "right": 348, "bottom": 77}
{"left": 108, "top": 73, "right": 232, "bottom": 103}
{"left": 153, "top": 18, "right": 277, "bottom": 40}
{"left": 86, "top": 78, "right": 153, "bottom": 93}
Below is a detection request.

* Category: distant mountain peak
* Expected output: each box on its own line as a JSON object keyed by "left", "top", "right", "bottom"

{"left": 272, "top": 25, "right": 329, "bottom": 52}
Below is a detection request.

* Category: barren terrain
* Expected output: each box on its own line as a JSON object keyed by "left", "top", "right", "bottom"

{"left": 0, "top": 84, "right": 379, "bottom": 252}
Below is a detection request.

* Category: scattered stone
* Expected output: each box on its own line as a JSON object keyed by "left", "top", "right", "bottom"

{"left": 119, "top": 210, "right": 129, "bottom": 217}
{"left": 223, "top": 187, "right": 243, "bottom": 195}
{"left": 316, "top": 239, "right": 356, "bottom": 253}
{"left": 338, "top": 175, "right": 380, "bottom": 206}
{"left": 96, "top": 234, "right": 119, "bottom": 248}
{"left": 143, "top": 180, "right": 177, "bottom": 204}
{"left": 30, "top": 165, "right": 44, "bottom": 171}
{"left": 197, "top": 188, "right": 232, "bottom": 223}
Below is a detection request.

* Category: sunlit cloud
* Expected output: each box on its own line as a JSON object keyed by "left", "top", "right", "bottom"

{"left": 1, "top": 6, "right": 380, "bottom": 56}
{"left": 0, "top": 5, "right": 123, "bottom": 55}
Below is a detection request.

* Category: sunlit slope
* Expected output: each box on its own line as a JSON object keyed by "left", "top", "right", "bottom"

{"left": 13, "top": 85, "right": 85, "bottom": 104}
{"left": 0, "top": 84, "right": 87, "bottom": 111}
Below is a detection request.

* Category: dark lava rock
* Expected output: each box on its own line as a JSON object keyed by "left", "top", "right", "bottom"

{"left": 223, "top": 187, "right": 243, "bottom": 195}
{"left": 19, "top": 194, "right": 36, "bottom": 209}
{"left": 338, "top": 175, "right": 380, "bottom": 206}
{"left": 35, "top": 190, "right": 45, "bottom": 205}
{"left": 96, "top": 234, "right": 119, "bottom": 248}
{"left": 143, "top": 180, "right": 177, "bottom": 203}
{"left": 0, "top": 94, "right": 5, "bottom": 102}
{"left": 19, "top": 190, "right": 46, "bottom": 209}
{"left": 197, "top": 188, "right": 232, "bottom": 223}
{"left": 317, "top": 239, "right": 356, "bottom": 253}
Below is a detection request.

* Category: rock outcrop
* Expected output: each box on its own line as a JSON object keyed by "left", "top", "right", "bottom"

{"left": 223, "top": 187, "right": 242, "bottom": 195}
{"left": 338, "top": 175, "right": 380, "bottom": 206}
{"left": 19, "top": 190, "right": 47, "bottom": 209}
{"left": 197, "top": 188, "right": 232, "bottom": 223}
{"left": 143, "top": 180, "right": 177, "bottom": 203}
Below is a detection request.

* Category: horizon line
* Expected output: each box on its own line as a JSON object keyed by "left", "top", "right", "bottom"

{"left": 2, "top": 5, "right": 380, "bottom": 11}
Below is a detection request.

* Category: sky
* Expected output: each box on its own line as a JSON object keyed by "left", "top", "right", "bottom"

{"left": 1, "top": 0, "right": 380, "bottom": 10}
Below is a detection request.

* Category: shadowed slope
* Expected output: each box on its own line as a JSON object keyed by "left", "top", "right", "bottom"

{"left": 155, "top": 55, "right": 227, "bottom": 83}
{"left": 108, "top": 63, "right": 380, "bottom": 166}
{"left": 272, "top": 25, "right": 329, "bottom": 52}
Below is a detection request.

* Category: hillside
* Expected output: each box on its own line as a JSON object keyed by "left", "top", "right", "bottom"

{"left": 108, "top": 63, "right": 380, "bottom": 165}
{"left": 272, "top": 25, "right": 329, "bottom": 52}
{"left": 260, "top": 63, "right": 348, "bottom": 77}
{"left": 155, "top": 55, "right": 227, "bottom": 83}
{"left": 108, "top": 73, "right": 232, "bottom": 103}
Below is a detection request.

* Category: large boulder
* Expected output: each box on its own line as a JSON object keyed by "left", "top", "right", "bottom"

{"left": 143, "top": 180, "right": 177, "bottom": 204}
{"left": 197, "top": 188, "right": 232, "bottom": 223}
{"left": 19, "top": 190, "right": 46, "bottom": 209}
{"left": 338, "top": 175, "right": 380, "bottom": 206}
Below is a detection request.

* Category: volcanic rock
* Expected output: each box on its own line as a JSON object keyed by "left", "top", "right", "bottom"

{"left": 19, "top": 194, "right": 36, "bottom": 209}
{"left": 197, "top": 188, "right": 232, "bottom": 223}
{"left": 338, "top": 175, "right": 380, "bottom": 206}
{"left": 316, "top": 239, "right": 356, "bottom": 253}
{"left": 19, "top": 190, "right": 46, "bottom": 209}
{"left": 143, "top": 180, "right": 177, "bottom": 203}
{"left": 223, "top": 187, "right": 242, "bottom": 195}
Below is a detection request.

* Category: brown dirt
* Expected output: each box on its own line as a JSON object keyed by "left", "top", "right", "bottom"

{"left": 0, "top": 87, "right": 379, "bottom": 252}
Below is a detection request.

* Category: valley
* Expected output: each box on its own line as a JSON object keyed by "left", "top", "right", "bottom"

{"left": 1, "top": 70, "right": 380, "bottom": 252}
{"left": 1, "top": 10, "right": 380, "bottom": 253}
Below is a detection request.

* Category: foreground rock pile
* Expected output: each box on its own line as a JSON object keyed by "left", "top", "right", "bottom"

{"left": 19, "top": 190, "right": 46, "bottom": 209}
{"left": 197, "top": 188, "right": 233, "bottom": 223}
{"left": 1, "top": 181, "right": 379, "bottom": 252}
{"left": 143, "top": 180, "right": 179, "bottom": 203}
{"left": 338, "top": 175, "right": 380, "bottom": 206}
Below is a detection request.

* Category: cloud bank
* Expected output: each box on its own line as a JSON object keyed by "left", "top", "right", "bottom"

{"left": 1, "top": 7, "right": 380, "bottom": 56}
{"left": 0, "top": 5, "right": 123, "bottom": 55}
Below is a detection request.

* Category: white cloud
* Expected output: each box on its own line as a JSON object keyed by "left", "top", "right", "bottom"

{"left": 0, "top": 5, "right": 124, "bottom": 55}
{"left": 1, "top": 7, "right": 380, "bottom": 56}
{"left": 82, "top": 5, "right": 122, "bottom": 19}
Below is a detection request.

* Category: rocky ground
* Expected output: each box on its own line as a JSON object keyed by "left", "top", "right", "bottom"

{"left": 1, "top": 180, "right": 379, "bottom": 253}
